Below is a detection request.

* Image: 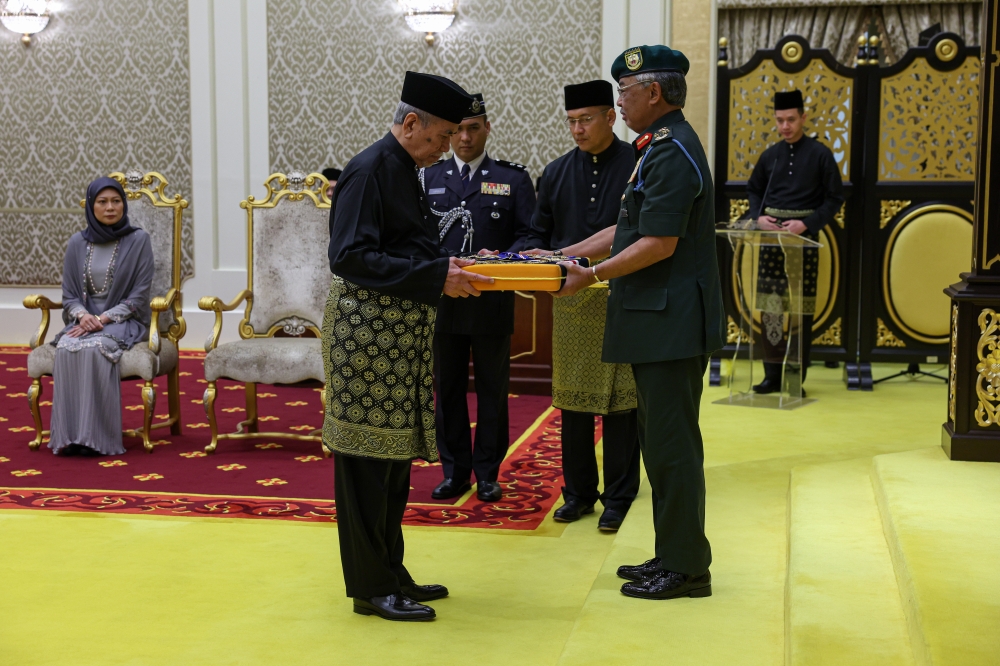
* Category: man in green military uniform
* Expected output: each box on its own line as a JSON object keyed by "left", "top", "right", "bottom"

{"left": 551, "top": 45, "right": 725, "bottom": 600}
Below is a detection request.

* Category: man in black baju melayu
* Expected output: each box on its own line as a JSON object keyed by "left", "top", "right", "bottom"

{"left": 323, "top": 71, "right": 491, "bottom": 622}
{"left": 521, "top": 80, "right": 641, "bottom": 532}
{"left": 746, "top": 89, "right": 844, "bottom": 394}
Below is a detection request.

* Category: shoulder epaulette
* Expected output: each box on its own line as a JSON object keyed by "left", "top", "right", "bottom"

{"left": 651, "top": 127, "right": 673, "bottom": 144}
{"left": 495, "top": 159, "right": 528, "bottom": 172}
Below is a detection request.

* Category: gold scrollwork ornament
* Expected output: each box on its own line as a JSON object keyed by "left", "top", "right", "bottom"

{"left": 935, "top": 38, "right": 958, "bottom": 63}
{"left": 726, "top": 315, "right": 750, "bottom": 344}
{"left": 812, "top": 317, "right": 842, "bottom": 346}
{"left": 876, "top": 317, "right": 906, "bottom": 347}
{"left": 949, "top": 303, "right": 958, "bottom": 423}
{"left": 880, "top": 200, "right": 911, "bottom": 229}
{"left": 834, "top": 203, "right": 845, "bottom": 229}
{"left": 975, "top": 308, "right": 1000, "bottom": 427}
{"left": 729, "top": 199, "right": 750, "bottom": 223}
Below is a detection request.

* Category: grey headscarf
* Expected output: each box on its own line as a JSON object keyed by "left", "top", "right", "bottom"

{"left": 82, "top": 177, "right": 137, "bottom": 244}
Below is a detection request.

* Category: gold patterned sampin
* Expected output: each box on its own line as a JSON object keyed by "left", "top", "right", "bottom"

{"left": 481, "top": 182, "right": 510, "bottom": 196}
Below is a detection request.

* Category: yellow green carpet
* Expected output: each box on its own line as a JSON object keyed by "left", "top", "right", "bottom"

{"left": 2, "top": 363, "right": 996, "bottom": 665}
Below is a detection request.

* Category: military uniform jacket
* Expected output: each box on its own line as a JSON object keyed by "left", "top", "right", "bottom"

{"left": 423, "top": 154, "right": 534, "bottom": 336}
{"left": 517, "top": 137, "right": 635, "bottom": 251}
{"left": 602, "top": 110, "right": 726, "bottom": 365}
{"left": 328, "top": 131, "right": 450, "bottom": 306}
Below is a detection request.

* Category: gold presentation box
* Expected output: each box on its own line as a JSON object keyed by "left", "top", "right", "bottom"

{"left": 459, "top": 255, "right": 590, "bottom": 292}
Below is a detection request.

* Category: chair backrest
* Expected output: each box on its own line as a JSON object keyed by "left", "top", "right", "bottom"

{"left": 242, "top": 172, "right": 332, "bottom": 337}
{"left": 83, "top": 171, "right": 187, "bottom": 337}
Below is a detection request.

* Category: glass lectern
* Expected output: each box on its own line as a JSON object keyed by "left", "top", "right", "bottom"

{"left": 715, "top": 229, "right": 823, "bottom": 410}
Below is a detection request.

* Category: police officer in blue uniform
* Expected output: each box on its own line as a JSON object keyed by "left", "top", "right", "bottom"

{"left": 422, "top": 93, "right": 535, "bottom": 502}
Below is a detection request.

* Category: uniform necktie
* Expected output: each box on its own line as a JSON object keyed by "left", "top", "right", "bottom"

{"left": 461, "top": 163, "right": 471, "bottom": 186}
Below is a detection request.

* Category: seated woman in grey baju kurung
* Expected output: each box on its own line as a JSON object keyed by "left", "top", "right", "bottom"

{"left": 48, "top": 177, "right": 154, "bottom": 456}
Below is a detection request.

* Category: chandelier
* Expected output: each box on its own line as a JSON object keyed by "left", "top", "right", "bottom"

{"left": 400, "top": 0, "right": 458, "bottom": 46}
{"left": 1, "top": 0, "right": 50, "bottom": 46}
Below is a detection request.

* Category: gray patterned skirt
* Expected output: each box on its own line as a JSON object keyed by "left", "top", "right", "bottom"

{"left": 321, "top": 276, "right": 439, "bottom": 462}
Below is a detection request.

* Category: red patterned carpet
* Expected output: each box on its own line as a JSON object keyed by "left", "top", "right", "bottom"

{"left": 0, "top": 347, "right": 574, "bottom": 530}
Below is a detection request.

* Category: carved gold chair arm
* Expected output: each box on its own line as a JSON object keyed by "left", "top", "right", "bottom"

{"left": 198, "top": 289, "right": 253, "bottom": 351}
{"left": 23, "top": 294, "right": 63, "bottom": 349}
{"left": 149, "top": 288, "right": 180, "bottom": 354}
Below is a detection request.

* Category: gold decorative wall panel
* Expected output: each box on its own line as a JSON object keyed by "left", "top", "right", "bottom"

{"left": 879, "top": 56, "right": 980, "bottom": 180}
{"left": 267, "top": 0, "right": 601, "bottom": 180}
{"left": 728, "top": 58, "right": 852, "bottom": 181}
{"left": 975, "top": 308, "right": 1000, "bottom": 427}
{"left": 0, "top": 1, "right": 192, "bottom": 286}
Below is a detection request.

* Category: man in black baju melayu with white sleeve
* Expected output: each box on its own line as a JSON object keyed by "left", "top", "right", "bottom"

{"left": 323, "top": 71, "right": 491, "bottom": 622}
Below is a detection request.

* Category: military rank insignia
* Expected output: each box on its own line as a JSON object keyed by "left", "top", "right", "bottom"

{"left": 635, "top": 132, "right": 652, "bottom": 151}
{"left": 624, "top": 47, "right": 643, "bottom": 71}
{"left": 481, "top": 182, "right": 510, "bottom": 196}
{"left": 653, "top": 127, "right": 672, "bottom": 142}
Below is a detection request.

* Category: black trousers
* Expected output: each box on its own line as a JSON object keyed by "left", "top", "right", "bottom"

{"left": 560, "top": 408, "right": 640, "bottom": 512}
{"left": 433, "top": 332, "right": 511, "bottom": 483}
{"left": 632, "top": 355, "right": 712, "bottom": 576}
{"left": 333, "top": 453, "right": 415, "bottom": 599}
{"left": 762, "top": 314, "right": 813, "bottom": 383}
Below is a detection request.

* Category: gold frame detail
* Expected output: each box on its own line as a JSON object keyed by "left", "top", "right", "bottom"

{"left": 198, "top": 172, "right": 331, "bottom": 455}
{"left": 949, "top": 303, "right": 958, "bottom": 424}
{"left": 876, "top": 317, "right": 907, "bottom": 348}
{"left": 22, "top": 171, "right": 188, "bottom": 453}
{"left": 726, "top": 315, "right": 750, "bottom": 344}
{"left": 834, "top": 203, "right": 845, "bottom": 229}
{"left": 880, "top": 200, "right": 911, "bottom": 229}
{"left": 881, "top": 203, "right": 973, "bottom": 344}
{"left": 974, "top": 308, "right": 1000, "bottom": 427}
{"left": 935, "top": 38, "right": 958, "bottom": 62}
{"left": 729, "top": 198, "right": 750, "bottom": 223}
{"left": 780, "top": 40, "right": 803, "bottom": 64}
{"left": 812, "top": 317, "right": 842, "bottom": 346}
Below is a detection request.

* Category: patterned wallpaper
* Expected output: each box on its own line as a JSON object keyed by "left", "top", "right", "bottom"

{"left": 0, "top": 0, "right": 192, "bottom": 286}
{"left": 268, "top": 0, "right": 603, "bottom": 180}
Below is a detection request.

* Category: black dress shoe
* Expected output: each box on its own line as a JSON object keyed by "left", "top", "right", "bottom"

{"left": 353, "top": 594, "right": 435, "bottom": 621}
{"left": 598, "top": 508, "right": 626, "bottom": 532}
{"left": 616, "top": 557, "right": 662, "bottom": 581}
{"left": 553, "top": 499, "right": 595, "bottom": 523}
{"left": 401, "top": 583, "right": 449, "bottom": 602}
{"left": 431, "top": 478, "right": 471, "bottom": 500}
{"left": 620, "top": 570, "right": 712, "bottom": 600}
{"left": 476, "top": 480, "right": 502, "bottom": 502}
{"left": 752, "top": 377, "right": 781, "bottom": 394}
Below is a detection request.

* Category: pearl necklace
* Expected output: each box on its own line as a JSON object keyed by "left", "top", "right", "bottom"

{"left": 84, "top": 240, "right": 121, "bottom": 296}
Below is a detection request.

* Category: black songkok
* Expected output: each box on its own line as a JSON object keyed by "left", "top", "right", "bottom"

{"left": 564, "top": 80, "right": 614, "bottom": 111}
{"left": 322, "top": 168, "right": 342, "bottom": 182}
{"left": 774, "top": 90, "right": 804, "bottom": 111}
{"left": 400, "top": 71, "right": 473, "bottom": 124}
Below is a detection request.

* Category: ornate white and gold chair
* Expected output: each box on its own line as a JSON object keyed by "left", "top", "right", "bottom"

{"left": 23, "top": 170, "right": 188, "bottom": 452}
{"left": 198, "top": 172, "right": 331, "bottom": 453}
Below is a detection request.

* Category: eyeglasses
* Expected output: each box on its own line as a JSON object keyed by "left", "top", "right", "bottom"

{"left": 564, "top": 109, "right": 610, "bottom": 128}
{"left": 616, "top": 80, "right": 648, "bottom": 96}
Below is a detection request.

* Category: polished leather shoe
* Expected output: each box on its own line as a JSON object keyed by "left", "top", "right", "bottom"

{"left": 616, "top": 557, "right": 662, "bottom": 581}
{"left": 431, "top": 478, "right": 471, "bottom": 500}
{"left": 476, "top": 480, "right": 502, "bottom": 502}
{"left": 598, "top": 508, "right": 625, "bottom": 532}
{"left": 620, "top": 570, "right": 712, "bottom": 600}
{"left": 752, "top": 377, "right": 781, "bottom": 394}
{"left": 353, "top": 594, "right": 435, "bottom": 621}
{"left": 553, "top": 499, "right": 595, "bottom": 523}
{"left": 401, "top": 583, "right": 449, "bottom": 602}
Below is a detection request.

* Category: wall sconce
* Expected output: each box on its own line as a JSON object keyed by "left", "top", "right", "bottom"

{"left": 400, "top": 0, "right": 458, "bottom": 46}
{"left": 1, "top": 0, "right": 50, "bottom": 46}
